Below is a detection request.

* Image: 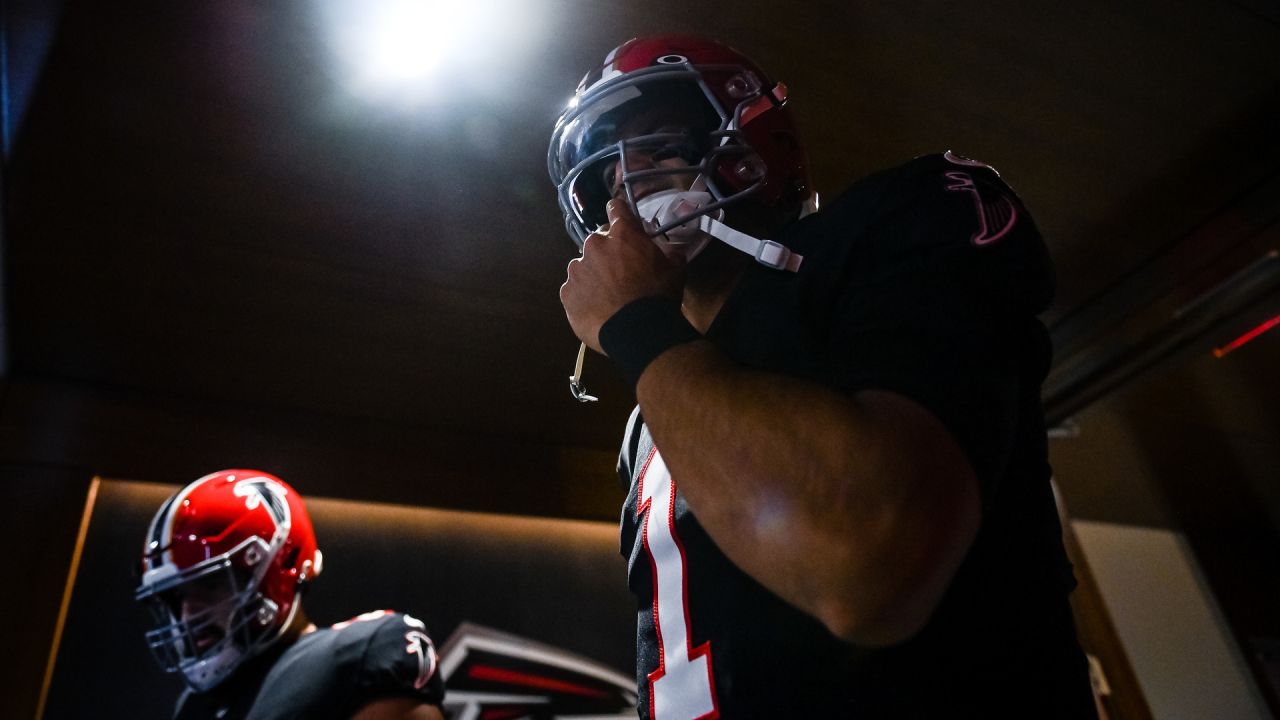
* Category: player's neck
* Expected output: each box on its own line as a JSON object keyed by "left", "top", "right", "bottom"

{"left": 682, "top": 245, "right": 749, "bottom": 333}
{"left": 280, "top": 606, "right": 314, "bottom": 643}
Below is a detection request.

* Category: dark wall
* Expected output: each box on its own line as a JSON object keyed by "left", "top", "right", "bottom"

{"left": 0, "top": 462, "right": 92, "bottom": 720}
{"left": 39, "top": 480, "right": 635, "bottom": 719}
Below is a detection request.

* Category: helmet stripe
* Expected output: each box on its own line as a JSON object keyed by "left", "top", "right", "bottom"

{"left": 146, "top": 492, "right": 178, "bottom": 556}
{"left": 157, "top": 472, "right": 223, "bottom": 569}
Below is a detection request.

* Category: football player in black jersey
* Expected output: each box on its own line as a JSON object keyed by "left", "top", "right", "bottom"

{"left": 549, "top": 35, "right": 1098, "bottom": 717}
{"left": 136, "top": 469, "right": 446, "bottom": 720}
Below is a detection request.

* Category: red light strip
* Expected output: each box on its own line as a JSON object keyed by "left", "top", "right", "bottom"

{"left": 1213, "top": 314, "right": 1280, "bottom": 358}
{"left": 467, "top": 664, "right": 610, "bottom": 698}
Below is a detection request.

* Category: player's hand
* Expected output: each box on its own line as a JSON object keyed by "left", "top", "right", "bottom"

{"left": 560, "top": 199, "right": 686, "bottom": 354}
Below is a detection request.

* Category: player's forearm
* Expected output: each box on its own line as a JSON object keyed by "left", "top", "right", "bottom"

{"left": 636, "top": 340, "right": 981, "bottom": 646}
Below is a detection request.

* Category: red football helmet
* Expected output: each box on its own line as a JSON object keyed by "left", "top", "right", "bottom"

{"left": 135, "top": 469, "right": 323, "bottom": 691}
{"left": 548, "top": 35, "right": 814, "bottom": 269}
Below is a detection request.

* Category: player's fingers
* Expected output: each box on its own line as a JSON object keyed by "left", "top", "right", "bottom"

{"left": 560, "top": 257, "right": 581, "bottom": 300}
{"left": 605, "top": 198, "right": 645, "bottom": 235}
{"left": 579, "top": 229, "right": 606, "bottom": 259}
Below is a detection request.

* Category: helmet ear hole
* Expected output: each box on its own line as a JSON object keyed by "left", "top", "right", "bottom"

{"left": 725, "top": 72, "right": 760, "bottom": 99}
{"left": 734, "top": 154, "right": 766, "bottom": 182}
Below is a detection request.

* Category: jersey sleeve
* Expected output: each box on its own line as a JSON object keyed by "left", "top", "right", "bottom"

{"left": 815, "top": 155, "right": 1055, "bottom": 495}
{"left": 352, "top": 612, "right": 446, "bottom": 710}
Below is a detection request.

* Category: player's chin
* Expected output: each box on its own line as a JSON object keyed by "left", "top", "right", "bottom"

{"left": 655, "top": 234, "right": 710, "bottom": 264}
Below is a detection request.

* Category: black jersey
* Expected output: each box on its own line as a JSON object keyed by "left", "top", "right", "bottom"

{"left": 173, "top": 611, "right": 445, "bottom": 720}
{"left": 617, "top": 153, "right": 1097, "bottom": 718}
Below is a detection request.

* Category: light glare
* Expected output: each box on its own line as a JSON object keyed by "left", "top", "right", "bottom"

{"left": 320, "top": 0, "right": 550, "bottom": 113}
{"left": 331, "top": 0, "right": 497, "bottom": 104}
{"left": 363, "top": 1, "right": 463, "bottom": 85}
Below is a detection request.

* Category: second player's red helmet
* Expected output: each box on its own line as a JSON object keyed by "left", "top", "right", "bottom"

{"left": 548, "top": 34, "right": 814, "bottom": 249}
{"left": 136, "top": 469, "right": 323, "bottom": 691}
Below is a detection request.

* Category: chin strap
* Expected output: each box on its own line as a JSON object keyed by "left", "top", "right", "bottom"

{"left": 636, "top": 189, "right": 804, "bottom": 272}
{"left": 696, "top": 214, "right": 803, "bottom": 272}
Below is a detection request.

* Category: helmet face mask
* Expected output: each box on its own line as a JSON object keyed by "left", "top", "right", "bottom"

{"left": 136, "top": 470, "right": 320, "bottom": 692}
{"left": 553, "top": 73, "right": 724, "bottom": 238}
{"left": 139, "top": 538, "right": 281, "bottom": 692}
{"left": 548, "top": 36, "right": 813, "bottom": 253}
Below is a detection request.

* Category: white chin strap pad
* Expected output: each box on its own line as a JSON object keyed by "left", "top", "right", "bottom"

{"left": 635, "top": 190, "right": 803, "bottom": 272}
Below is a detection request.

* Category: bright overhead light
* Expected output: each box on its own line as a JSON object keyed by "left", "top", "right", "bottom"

{"left": 326, "top": 0, "right": 504, "bottom": 105}
{"left": 362, "top": 1, "right": 466, "bottom": 85}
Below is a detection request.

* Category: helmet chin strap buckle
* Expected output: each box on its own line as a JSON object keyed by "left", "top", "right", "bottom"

{"left": 569, "top": 341, "right": 598, "bottom": 403}
{"left": 754, "top": 239, "right": 790, "bottom": 269}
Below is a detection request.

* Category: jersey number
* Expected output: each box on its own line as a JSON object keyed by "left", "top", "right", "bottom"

{"left": 637, "top": 448, "right": 719, "bottom": 720}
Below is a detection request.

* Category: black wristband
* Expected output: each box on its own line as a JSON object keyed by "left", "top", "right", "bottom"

{"left": 599, "top": 296, "right": 702, "bottom": 387}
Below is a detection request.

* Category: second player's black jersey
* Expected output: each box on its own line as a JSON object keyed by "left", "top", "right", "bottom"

{"left": 618, "top": 152, "right": 1096, "bottom": 718}
{"left": 173, "top": 610, "right": 444, "bottom": 720}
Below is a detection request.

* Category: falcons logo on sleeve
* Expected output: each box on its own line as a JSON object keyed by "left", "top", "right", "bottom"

{"left": 403, "top": 615, "right": 440, "bottom": 690}
{"left": 943, "top": 150, "right": 1019, "bottom": 246}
